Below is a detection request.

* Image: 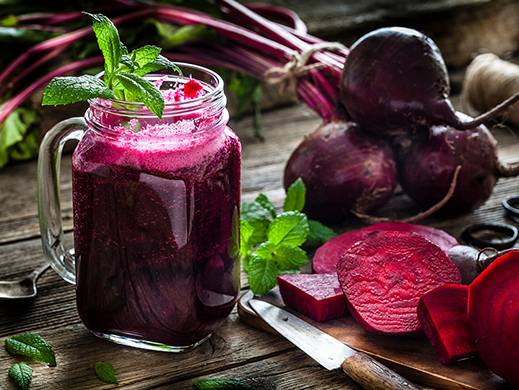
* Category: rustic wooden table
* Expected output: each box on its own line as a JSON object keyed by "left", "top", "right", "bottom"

{"left": 1, "top": 99, "right": 518, "bottom": 390}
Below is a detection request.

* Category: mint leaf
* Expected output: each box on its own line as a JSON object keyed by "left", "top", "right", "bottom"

{"left": 135, "top": 55, "right": 182, "bottom": 77}
{"left": 272, "top": 244, "right": 308, "bottom": 270}
{"left": 115, "top": 72, "right": 165, "bottom": 118}
{"left": 248, "top": 253, "right": 278, "bottom": 295}
{"left": 42, "top": 75, "right": 115, "bottom": 106}
{"left": 240, "top": 220, "right": 255, "bottom": 259}
{"left": 84, "top": 12, "right": 123, "bottom": 86}
{"left": 241, "top": 201, "right": 271, "bottom": 222}
{"left": 95, "top": 362, "right": 119, "bottom": 385}
{"left": 267, "top": 211, "right": 308, "bottom": 247}
{"left": 194, "top": 378, "right": 254, "bottom": 389}
{"left": 284, "top": 178, "right": 306, "bottom": 212}
{"left": 8, "top": 362, "right": 33, "bottom": 390}
{"left": 255, "top": 193, "right": 277, "bottom": 219}
{"left": 130, "top": 45, "right": 161, "bottom": 68}
{"left": 5, "top": 334, "right": 56, "bottom": 366}
{"left": 307, "top": 219, "right": 337, "bottom": 243}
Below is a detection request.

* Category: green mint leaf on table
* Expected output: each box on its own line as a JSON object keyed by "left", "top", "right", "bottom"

{"left": 266, "top": 211, "right": 308, "bottom": 247}
{"left": 307, "top": 219, "right": 338, "bottom": 243}
{"left": 8, "top": 362, "right": 33, "bottom": 390}
{"left": 283, "top": 177, "right": 306, "bottom": 212}
{"left": 194, "top": 378, "right": 255, "bottom": 389}
{"left": 42, "top": 75, "right": 115, "bottom": 106}
{"left": 255, "top": 193, "right": 277, "bottom": 219}
{"left": 248, "top": 252, "right": 279, "bottom": 295}
{"left": 272, "top": 244, "right": 308, "bottom": 270}
{"left": 95, "top": 362, "right": 119, "bottom": 385}
{"left": 5, "top": 333, "right": 56, "bottom": 366}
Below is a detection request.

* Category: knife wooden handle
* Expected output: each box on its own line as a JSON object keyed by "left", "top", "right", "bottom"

{"left": 342, "top": 352, "right": 419, "bottom": 390}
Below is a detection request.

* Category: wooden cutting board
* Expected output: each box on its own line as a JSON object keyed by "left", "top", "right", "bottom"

{"left": 238, "top": 288, "right": 514, "bottom": 390}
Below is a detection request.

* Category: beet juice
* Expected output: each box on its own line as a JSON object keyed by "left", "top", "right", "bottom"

{"left": 68, "top": 66, "right": 240, "bottom": 351}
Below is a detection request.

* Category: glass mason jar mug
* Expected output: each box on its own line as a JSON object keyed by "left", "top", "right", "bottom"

{"left": 37, "top": 64, "right": 241, "bottom": 352}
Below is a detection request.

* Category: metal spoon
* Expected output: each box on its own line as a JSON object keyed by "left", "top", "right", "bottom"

{"left": 0, "top": 262, "right": 51, "bottom": 299}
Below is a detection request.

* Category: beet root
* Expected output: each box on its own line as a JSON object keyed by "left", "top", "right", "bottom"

{"left": 336, "top": 230, "right": 461, "bottom": 336}
{"left": 468, "top": 250, "right": 519, "bottom": 388}
{"left": 340, "top": 27, "right": 457, "bottom": 137}
{"left": 277, "top": 273, "right": 349, "bottom": 322}
{"left": 418, "top": 284, "right": 477, "bottom": 364}
{"left": 398, "top": 113, "right": 500, "bottom": 215}
{"left": 313, "top": 221, "right": 459, "bottom": 274}
{"left": 283, "top": 121, "right": 398, "bottom": 224}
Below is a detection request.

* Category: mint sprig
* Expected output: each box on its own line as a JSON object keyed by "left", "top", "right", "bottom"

{"left": 42, "top": 12, "right": 180, "bottom": 119}
{"left": 5, "top": 333, "right": 56, "bottom": 366}
{"left": 241, "top": 178, "right": 337, "bottom": 295}
{"left": 194, "top": 378, "right": 255, "bottom": 389}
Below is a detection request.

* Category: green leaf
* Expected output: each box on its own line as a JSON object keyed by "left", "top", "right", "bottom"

{"left": 284, "top": 178, "right": 306, "bottom": 212}
{"left": 0, "top": 108, "right": 39, "bottom": 168}
{"left": 272, "top": 244, "right": 308, "bottom": 270}
{"left": 42, "top": 75, "right": 115, "bottom": 106}
{"left": 255, "top": 193, "right": 277, "bottom": 219}
{"left": 307, "top": 219, "right": 338, "bottom": 243}
{"left": 130, "top": 45, "right": 161, "bottom": 68}
{"left": 8, "top": 362, "right": 33, "bottom": 390}
{"left": 267, "top": 211, "right": 309, "bottom": 248}
{"left": 241, "top": 201, "right": 270, "bottom": 222}
{"left": 95, "top": 362, "right": 119, "bottom": 385}
{"left": 240, "top": 220, "right": 255, "bottom": 259}
{"left": 248, "top": 253, "right": 278, "bottom": 295}
{"left": 133, "top": 55, "right": 181, "bottom": 77}
{"left": 5, "top": 334, "right": 56, "bottom": 366}
{"left": 84, "top": 12, "right": 123, "bottom": 86}
{"left": 115, "top": 72, "right": 165, "bottom": 118}
{"left": 194, "top": 378, "right": 254, "bottom": 389}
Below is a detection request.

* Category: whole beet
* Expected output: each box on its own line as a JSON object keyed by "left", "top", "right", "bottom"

{"left": 283, "top": 121, "right": 398, "bottom": 224}
{"left": 340, "top": 27, "right": 519, "bottom": 137}
{"left": 398, "top": 114, "right": 498, "bottom": 215}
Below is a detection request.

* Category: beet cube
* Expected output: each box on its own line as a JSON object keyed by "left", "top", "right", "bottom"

{"left": 418, "top": 284, "right": 477, "bottom": 364}
{"left": 277, "top": 273, "right": 349, "bottom": 322}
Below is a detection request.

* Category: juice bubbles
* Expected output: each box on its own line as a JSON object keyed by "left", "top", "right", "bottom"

{"left": 71, "top": 67, "right": 241, "bottom": 351}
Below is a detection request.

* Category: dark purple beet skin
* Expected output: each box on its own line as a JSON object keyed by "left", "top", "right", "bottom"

{"left": 398, "top": 113, "right": 499, "bottom": 215}
{"left": 340, "top": 27, "right": 459, "bottom": 136}
{"left": 283, "top": 121, "right": 398, "bottom": 224}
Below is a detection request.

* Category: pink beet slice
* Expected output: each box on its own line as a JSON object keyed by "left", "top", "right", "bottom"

{"left": 337, "top": 230, "right": 461, "bottom": 336}
{"left": 277, "top": 274, "right": 349, "bottom": 322}
{"left": 468, "top": 250, "right": 519, "bottom": 388}
{"left": 313, "top": 221, "right": 459, "bottom": 274}
{"left": 418, "top": 284, "right": 477, "bottom": 364}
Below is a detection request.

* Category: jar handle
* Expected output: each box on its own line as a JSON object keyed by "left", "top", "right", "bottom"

{"left": 37, "top": 117, "right": 86, "bottom": 285}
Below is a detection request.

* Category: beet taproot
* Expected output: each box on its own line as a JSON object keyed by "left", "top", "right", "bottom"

{"left": 337, "top": 230, "right": 461, "bottom": 336}
{"left": 283, "top": 121, "right": 398, "bottom": 224}
{"left": 313, "top": 222, "right": 459, "bottom": 274}
{"left": 418, "top": 284, "right": 477, "bottom": 364}
{"left": 468, "top": 250, "right": 519, "bottom": 388}
{"left": 398, "top": 112, "right": 519, "bottom": 216}
{"left": 340, "top": 27, "right": 519, "bottom": 138}
{"left": 277, "top": 273, "right": 349, "bottom": 322}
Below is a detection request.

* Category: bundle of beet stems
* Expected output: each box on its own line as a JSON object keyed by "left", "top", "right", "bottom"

{"left": 2, "top": 0, "right": 519, "bottom": 223}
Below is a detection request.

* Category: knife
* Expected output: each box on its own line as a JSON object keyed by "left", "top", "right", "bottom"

{"left": 249, "top": 299, "right": 419, "bottom": 390}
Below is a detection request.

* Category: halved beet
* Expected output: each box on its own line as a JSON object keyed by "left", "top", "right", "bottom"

{"left": 418, "top": 284, "right": 477, "bottom": 364}
{"left": 277, "top": 273, "right": 349, "bottom": 322}
{"left": 313, "top": 222, "right": 459, "bottom": 274}
{"left": 468, "top": 250, "right": 519, "bottom": 388}
{"left": 337, "top": 230, "right": 461, "bottom": 336}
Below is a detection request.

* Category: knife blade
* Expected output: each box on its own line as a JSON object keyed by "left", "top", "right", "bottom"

{"left": 249, "top": 299, "right": 419, "bottom": 390}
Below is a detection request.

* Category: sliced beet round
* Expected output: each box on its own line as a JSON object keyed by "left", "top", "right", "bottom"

{"left": 277, "top": 273, "right": 349, "bottom": 322}
{"left": 418, "top": 284, "right": 477, "bottom": 364}
{"left": 313, "top": 222, "right": 459, "bottom": 274}
{"left": 337, "top": 230, "right": 461, "bottom": 336}
{"left": 468, "top": 250, "right": 519, "bottom": 388}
